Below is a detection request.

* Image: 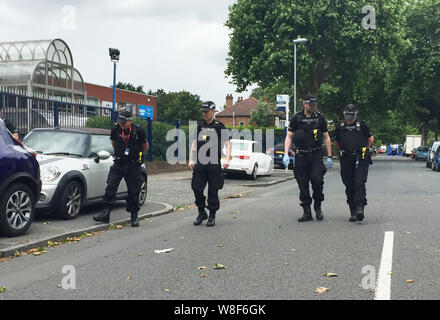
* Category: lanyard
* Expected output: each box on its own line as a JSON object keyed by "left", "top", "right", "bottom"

{"left": 121, "top": 126, "right": 132, "bottom": 147}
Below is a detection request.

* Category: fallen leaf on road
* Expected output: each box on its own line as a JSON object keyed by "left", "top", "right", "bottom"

{"left": 164, "top": 288, "right": 170, "bottom": 292}
{"left": 198, "top": 266, "right": 207, "bottom": 270}
{"left": 43, "top": 222, "right": 50, "bottom": 225}
{"left": 405, "top": 231, "right": 411, "bottom": 234}
{"left": 214, "top": 263, "right": 227, "bottom": 270}
{"left": 290, "top": 249, "right": 296, "bottom": 252}
{"left": 324, "top": 273, "right": 338, "bottom": 277}
{"left": 406, "top": 280, "right": 415, "bottom": 283}
{"left": 116, "top": 225, "right": 123, "bottom": 229}
{"left": 0, "top": 286, "right": 5, "bottom": 293}
{"left": 126, "top": 276, "right": 131, "bottom": 280}
{"left": 388, "top": 271, "right": 393, "bottom": 275}
{"left": 57, "top": 284, "right": 61, "bottom": 288}
{"left": 315, "top": 286, "right": 330, "bottom": 294}
{"left": 154, "top": 248, "right": 174, "bottom": 254}
{"left": 137, "top": 252, "right": 143, "bottom": 256}
{"left": 369, "top": 289, "right": 376, "bottom": 293}
{"left": 231, "top": 211, "right": 240, "bottom": 214}
{"left": 217, "top": 244, "right": 224, "bottom": 248}
{"left": 200, "top": 273, "right": 206, "bottom": 278}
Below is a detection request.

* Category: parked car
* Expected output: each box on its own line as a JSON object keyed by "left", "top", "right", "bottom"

{"left": 221, "top": 139, "right": 273, "bottom": 180}
{"left": 426, "top": 141, "right": 440, "bottom": 168}
{"left": 22, "top": 127, "right": 148, "bottom": 220}
{"left": 415, "top": 146, "right": 429, "bottom": 161}
{"left": 432, "top": 146, "right": 440, "bottom": 172}
{"left": 0, "top": 119, "right": 41, "bottom": 237}
{"left": 378, "top": 145, "right": 386, "bottom": 154}
{"left": 266, "top": 143, "right": 294, "bottom": 168}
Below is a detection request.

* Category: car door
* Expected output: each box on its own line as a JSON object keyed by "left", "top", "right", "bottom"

{"left": 252, "top": 142, "right": 267, "bottom": 174}
{"left": 87, "top": 134, "right": 125, "bottom": 200}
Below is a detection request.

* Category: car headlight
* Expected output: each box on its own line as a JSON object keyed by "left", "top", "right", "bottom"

{"left": 41, "top": 166, "right": 61, "bottom": 182}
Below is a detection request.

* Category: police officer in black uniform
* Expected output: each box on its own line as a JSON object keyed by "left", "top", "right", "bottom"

{"left": 284, "top": 95, "right": 333, "bottom": 222}
{"left": 334, "top": 104, "right": 374, "bottom": 222}
{"left": 94, "top": 109, "right": 149, "bottom": 227}
{"left": 0, "top": 110, "right": 19, "bottom": 140}
{"left": 189, "top": 101, "right": 231, "bottom": 227}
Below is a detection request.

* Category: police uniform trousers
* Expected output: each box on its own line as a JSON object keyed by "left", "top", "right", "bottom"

{"left": 191, "top": 164, "right": 224, "bottom": 212}
{"left": 103, "top": 161, "right": 142, "bottom": 214}
{"left": 293, "top": 150, "right": 326, "bottom": 208}
{"left": 340, "top": 155, "right": 369, "bottom": 208}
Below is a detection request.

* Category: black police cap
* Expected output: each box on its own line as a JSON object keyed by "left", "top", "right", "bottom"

{"left": 201, "top": 101, "right": 216, "bottom": 111}
{"left": 118, "top": 108, "right": 133, "bottom": 121}
{"left": 344, "top": 104, "right": 357, "bottom": 113}
{"left": 303, "top": 94, "right": 318, "bottom": 106}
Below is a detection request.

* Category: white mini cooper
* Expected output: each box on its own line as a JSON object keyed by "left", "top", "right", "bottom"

{"left": 22, "top": 127, "right": 148, "bottom": 220}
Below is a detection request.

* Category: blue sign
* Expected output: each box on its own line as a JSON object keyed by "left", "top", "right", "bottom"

{"left": 138, "top": 105, "right": 154, "bottom": 120}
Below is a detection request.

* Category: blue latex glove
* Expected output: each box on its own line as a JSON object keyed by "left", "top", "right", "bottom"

{"left": 326, "top": 157, "right": 333, "bottom": 169}
{"left": 283, "top": 154, "right": 290, "bottom": 168}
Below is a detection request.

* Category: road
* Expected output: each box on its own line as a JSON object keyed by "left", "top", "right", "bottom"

{"left": 0, "top": 156, "right": 439, "bottom": 300}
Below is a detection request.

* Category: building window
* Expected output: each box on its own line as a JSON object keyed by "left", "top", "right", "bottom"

{"left": 239, "top": 121, "right": 245, "bottom": 126}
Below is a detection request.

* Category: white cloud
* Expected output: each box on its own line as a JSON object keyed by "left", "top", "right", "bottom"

{"left": 0, "top": 0, "right": 254, "bottom": 110}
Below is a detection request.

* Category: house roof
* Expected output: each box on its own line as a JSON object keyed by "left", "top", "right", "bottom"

{"left": 215, "top": 97, "right": 258, "bottom": 117}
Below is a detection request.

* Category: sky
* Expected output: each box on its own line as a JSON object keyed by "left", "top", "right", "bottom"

{"left": 0, "top": 0, "right": 255, "bottom": 110}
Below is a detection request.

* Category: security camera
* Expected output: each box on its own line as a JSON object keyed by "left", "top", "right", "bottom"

{"left": 109, "top": 48, "right": 120, "bottom": 62}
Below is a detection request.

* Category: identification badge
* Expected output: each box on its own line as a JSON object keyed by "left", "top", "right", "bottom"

{"left": 125, "top": 148, "right": 130, "bottom": 156}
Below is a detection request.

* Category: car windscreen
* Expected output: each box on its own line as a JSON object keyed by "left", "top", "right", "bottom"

{"left": 23, "top": 130, "right": 88, "bottom": 156}
{"left": 418, "top": 147, "right": 429, "bottom": 152}
{"left": 231, "top": 141, "right": 249, "bottom": 152}
{"left": 90, "top": 134, "right": 113, "bottom": 155}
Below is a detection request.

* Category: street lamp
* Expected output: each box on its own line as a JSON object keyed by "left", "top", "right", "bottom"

{"left": 109, "top": 48, "right": 120, "bottom": 126}
{"left": 293, "top": 37, "right": 307, "bottom": 116}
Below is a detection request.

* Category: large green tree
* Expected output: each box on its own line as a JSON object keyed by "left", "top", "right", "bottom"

{"left": 225, "top": 0, "right": 404, "bottom": 114}
{"left": 151, "top": 89, "right": 202, "bottom": 123}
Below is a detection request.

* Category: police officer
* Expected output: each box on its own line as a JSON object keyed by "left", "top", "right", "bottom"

{"left": 334, "top": 104, "right": 374, "bottom": 222}
{"left": 93, "top": 109, "right": 149, "bottom": 227}
{"left": 283, "top": 95, "right": 332, "bottom": 222}
{"left": 189, "top": 101, "right": 231, "bottom": 227}
{"left": 0, "top": 110, "right": 19, "bottom": 140}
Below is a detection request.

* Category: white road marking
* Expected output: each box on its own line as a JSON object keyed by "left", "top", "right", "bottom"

{"left": 375, "top": 231, "right": 394, "bottom": 300}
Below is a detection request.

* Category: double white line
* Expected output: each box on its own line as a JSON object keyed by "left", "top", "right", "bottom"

{"left": 375, "top": 231, "right": 394, "bottom": 300}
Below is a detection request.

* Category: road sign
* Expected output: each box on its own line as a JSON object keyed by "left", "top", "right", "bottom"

{"left": 138, "top": 105, "right": 154, "bottom": 120}
{"left": 276, "top": 95, "right": 289, "bottom": 113}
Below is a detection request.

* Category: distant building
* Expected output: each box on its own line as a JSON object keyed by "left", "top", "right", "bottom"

{"left": 215, "top": 94, "right": 279, "bottom": 127}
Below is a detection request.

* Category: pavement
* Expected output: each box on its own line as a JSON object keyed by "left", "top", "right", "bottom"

{"left": 0, "top": 165, "right": 306, "bottom": 258}
{"left": 2, "top": 156, "right": 438, "bottom": 300}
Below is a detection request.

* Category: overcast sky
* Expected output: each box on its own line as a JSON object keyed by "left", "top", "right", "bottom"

{"left": 0, "top": 0, "right": 255, "bottom": 109}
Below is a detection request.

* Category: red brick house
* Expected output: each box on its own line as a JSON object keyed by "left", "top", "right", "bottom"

{"left": 215, "top": 94, "right": 278, "bottom": 127}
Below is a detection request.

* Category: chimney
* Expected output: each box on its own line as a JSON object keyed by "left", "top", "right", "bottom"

{"left": 237, "top": 97, "right": 243, "bottom": 102}
{"left": 226, "top": 94, "right": 233, "bottom": 108}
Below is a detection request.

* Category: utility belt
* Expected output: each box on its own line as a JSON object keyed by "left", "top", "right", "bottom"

{"left": 114, "top": 152, "right": 144, "bottom": 166}
{"left": 340, "top": 148, "right": 372, "bottom": 166}
{"left": 295, "top": 146, "right": 322, "bottom": 156}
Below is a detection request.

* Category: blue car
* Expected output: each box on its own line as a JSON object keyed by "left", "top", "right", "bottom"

{"left": 432, "top": 147, "right": 440, "bottom": 172}
{"left": 267, "top": 143, "right": 294, "bottom": 168}
{"left": 0, "top": 119, "right": 40, "bottom": 237}
{"left": 415, "top": 146, "right": 429, "bottom": 161}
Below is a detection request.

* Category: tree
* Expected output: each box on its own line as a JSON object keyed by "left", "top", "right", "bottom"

{"left": 250, "top": 100, "right": 276, "bottom": 127}
{"left": 151, "top": 89, "right": 203, "bottom": 123}
{"left": 116, "top": 82, "right": 146, "bottom": 94}
{"left": 225, "top": 0, "right": 404, "bottom": 113}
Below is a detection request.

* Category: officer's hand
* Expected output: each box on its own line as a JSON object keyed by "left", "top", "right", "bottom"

{"left": 283, "top": 154, "right": 290, "bottom": 168}
{"left": 222, "top": 161, "right": 230, "bottom": 170}
{"left": 189, "top": 163, "right": 194, "bottom": 170}
{"left": 326, "top": 157, "right": 333, "bottom": 169}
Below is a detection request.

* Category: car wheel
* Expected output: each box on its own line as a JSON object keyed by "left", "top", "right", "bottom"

{"left": 138, "top": 174, "right": 148, "bottom": 206}
{"left": 0, "top": 184, "right": 36, "bottom": 237}
{"left": 56, "top": 181, "right": 83, "bottom": 220}
{"left": 250, "top": 164, "right": 258, "bottom": 180}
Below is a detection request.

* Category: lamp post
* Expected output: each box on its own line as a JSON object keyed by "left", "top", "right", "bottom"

{"left": 109, "top": 48, "right": 120, "bottom": 127}
{"left": 293, "top": 37, "right": 307, "bottom": 115}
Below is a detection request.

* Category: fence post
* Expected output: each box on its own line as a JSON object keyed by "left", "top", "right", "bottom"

{"left": 54, "top": 102, "right": 60, "bottom": 128}
{"left": 147, "top": 117, "right": 153, "bottom": 162}
{"left": 175, "top": 120, "right": 181, "bottom": 159}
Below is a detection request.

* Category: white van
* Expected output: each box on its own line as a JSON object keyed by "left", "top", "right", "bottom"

{"left": 427, "top": 141, "right": 440, "bottom": 168}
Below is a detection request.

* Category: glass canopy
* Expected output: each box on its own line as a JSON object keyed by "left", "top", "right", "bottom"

{"left": 0, "top": 39, "right": 86, "bottom": 101}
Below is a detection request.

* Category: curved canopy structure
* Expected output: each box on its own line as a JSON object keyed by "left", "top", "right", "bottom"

{"left": 0, "top": 39, "right": 86, "bottom": 101}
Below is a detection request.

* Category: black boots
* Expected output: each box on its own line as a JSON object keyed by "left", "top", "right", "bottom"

{"left": 314, "top": 202, "right": 324, "bottom": 221}
{"left": 349, "top": 206, "right": 357, "bottom": 222}
{"left": 93, "top": 208, "right": 110, "bottom": 223}
{"left": 355, "top": 205, "right": 365, "bottom": 222}
{"left": 298, "top": 206, "right": 313, "bottom": 222}
{"left": 207, "top": 211, "right": 216, "bottom": 227}
{"left": 194, "top": 207, "right": 208, "bottom": 225}
{"left": 131, "top": 212, "right": 139, "bottom": 227}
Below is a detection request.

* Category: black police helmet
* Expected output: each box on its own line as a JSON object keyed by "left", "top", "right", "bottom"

{"left": 201, "top": 101, "right": 216, "bottom": 111}
{"left": 303, "top": 94, "right": 318, "bottom": 107}
{"left": 343, "top": 104, "right": 357, "bottom": 121}
{"left": 118, "top": 108, "right": 133, "bottom": 122}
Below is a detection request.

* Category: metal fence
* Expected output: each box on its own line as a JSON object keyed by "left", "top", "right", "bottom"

{"left": 0, "top": 87, "right": 112, "bottom": 138}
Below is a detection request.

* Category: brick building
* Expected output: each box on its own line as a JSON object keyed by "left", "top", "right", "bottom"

{"left": 215, "top": 94, "right": 278, "bottom": 127}
{"left": 85, "top": 83, "right": 157, "bottom": 120}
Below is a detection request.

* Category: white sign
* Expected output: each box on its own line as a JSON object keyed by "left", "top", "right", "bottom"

{"left": 276, "top": 95, "right": 290, "bottom": 107}
{"left": 101, "top": 100, "right": 114, "bottom": 116}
